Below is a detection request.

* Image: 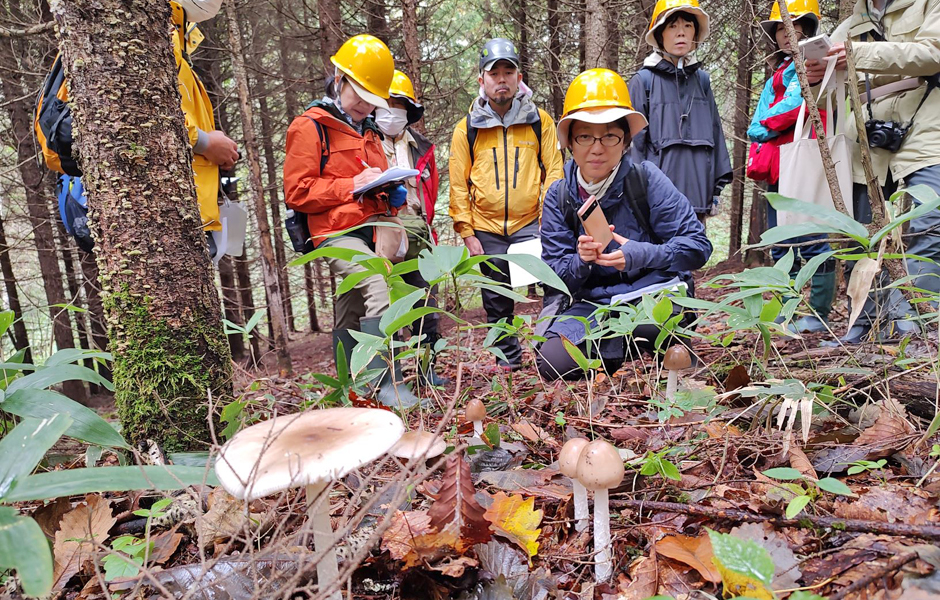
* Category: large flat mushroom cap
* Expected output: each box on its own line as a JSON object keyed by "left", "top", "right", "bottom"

{"left": 390, "top": 430, "right": 447, "bottom": 460}
{"left": 215, "top": 407, "right": 405, "bottom": 501}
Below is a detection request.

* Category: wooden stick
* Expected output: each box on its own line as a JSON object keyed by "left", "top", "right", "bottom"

{"left": 610, "top": 498, "right": 940, "bottom": 541}
{"left": 829, "top": 552, "right": 919, "bottom": 600}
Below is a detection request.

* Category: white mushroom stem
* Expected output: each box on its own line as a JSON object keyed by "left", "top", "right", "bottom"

{"left": 306, "top": 481, "right": 341, "bottom": 600}
{"left": 665, "top": 369, "right": 679, "bottom": 400}
{"left": 593, "top": 488, "right": 613, "bottom": 582}
{"left": 573, "top": 480, "right": 589, "bottom": 532}
{"left": 473, "top": 420, "right": 483, "bottom": 437}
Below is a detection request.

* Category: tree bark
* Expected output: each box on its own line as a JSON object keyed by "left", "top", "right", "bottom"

{"left": 0, "top": 216, "right": 32, "bottom": 362}
{"left": 839, "top": 0, "right": 855, "bottom": 20}
{"left": 226, "top": 5, "right": 293, "bottom": 377}
{"left": 234, "top": 252, "right": 261, "bottom": 363}
{"left": 584, "top": 0, "right": 607, "bottom": 69}
{"left": 728, "top": 3, "right": 753, "bottom": 258}
{"left": 318, "top": 0, "right": 343, "bottom": 77}
{"left": 547, "top": 0, "right": 564, "bottom": 119}
{"left": 0, "top": 37, "right": 86, "bottom": 403}
{"left": 78, "top": 252, "right": 111, "bottom": 382}
{"left": 303, "top": 263, "right": 321, "bottom": 332}
{"left": 217, "top": 256, "right": 247, "bottom": 361}
{"left": 746, "top": 185, "right": 768, "bottom": 265}
{"left": 255, "top": 84, "right": 296, "bottom": 333}
{"left": 578, "top": 0, "right": 586, "bottom": 73}
{"left": 512, "top": 0, "right": 530, "bottom": 80}
{"left": 365, "top": 0, "right": 390, "bottom": 44}
{"left": 50, "top": 0, "right": 232, "bottom": 449}
{"left": 400, "top": 0, "right": 426, "bottom": 133}
{"left": 605, "top": 0, "right": 620, "bottom": 72}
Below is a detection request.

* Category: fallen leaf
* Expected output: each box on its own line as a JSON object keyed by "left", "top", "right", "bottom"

{"left": 401, "top": 524, "right": 462, "bottom": 568}
{"left": 708, "top": 529, "right": 776, "bottom": 600}
{"left": 32, "top": 497, "right": 71, "bottom": 541}
{"left": 149, "top": 531, "right": 183, "bottom": 565}
{"left": 704, "top": 421, "right": 743, "bottom": 439}
{"left": 483, "top": 492, "right": 543, "bottom": 564}
{"left": 477, "top": 468, "right": 559, "bottom": 492}
{"left": 724, "top": 364, "right": 750, "bottom": 393}
{"left": 653, "top": 533, "right": 721, "bottom": 583}
{"left": 729, "top": 523, "right": 801, "bottom": 591}
{"left": 52, "top": 495, "right": 116, "bottom": 591}
{"left": 615, "top": 554, "right": 658, "bottom": 600}
{"left": 834, "top": 485, "right": 936, "bottom": 525}
{"left": 428, "top": 452, "right": 492, "bottom": 551}
{"left": 853, "top": 407, "right": 915, "bottom": 456}
{"left": 788, "top": 445, "right": 818, "bottom": 481}
{"left": 430, "top": 555, "right": 478, "bottom": 578}
{"left": 381, "top": 511, "right": 434, "bottom": 560}
{"left": 510, "top": 421, "right": 558, "bottom": 447}
{"left": 194, "top": 487, "right": 268, "bottom": 550}
{"left": 846, "top": 257, "right": 881, "bottom": 332}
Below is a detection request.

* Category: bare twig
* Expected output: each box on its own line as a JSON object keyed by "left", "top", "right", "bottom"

{"left": 0, "top": 21, "right": 54, "bottom": 38}
{"left": 828, "top": 551, "right": 919, "bottom": 600}
{"left": 611, "top": 498, "right": 940, "bottom": 541}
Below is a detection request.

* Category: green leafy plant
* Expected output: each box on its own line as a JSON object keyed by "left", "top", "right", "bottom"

{"left": 638, "top": 449, "right": 682, "bottom": 482}
{"left": 102, "top": 498, "right": 173, "bottom": 581}
{"left": 648, "top": 387, "right": 720, "bottom": 423}
{"left": 762, "top": 467, "right": 855, "bottom": 518}
{"left": 845, "top": 459, "right": 887, "bottom": 476}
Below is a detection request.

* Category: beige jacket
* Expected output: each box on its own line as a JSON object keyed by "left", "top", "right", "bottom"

{"left": 832, "top": 0, "right": 940, "bottom": 183}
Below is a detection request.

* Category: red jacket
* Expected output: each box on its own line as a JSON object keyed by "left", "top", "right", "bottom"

{"left": 409, "top": 128, "right": 440, "bottom": 241}
{"left": 283, "top": 102, "right": 391, "bottom": 247}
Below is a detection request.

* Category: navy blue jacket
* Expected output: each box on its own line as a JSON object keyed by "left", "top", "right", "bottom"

{"left": 540, "top": 155, "right": 712, "bottom": 303}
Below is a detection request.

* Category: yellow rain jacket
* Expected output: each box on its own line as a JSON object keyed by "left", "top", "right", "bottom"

{"left": 832, "top": 0, "right": 940, "bottom": 184}
{"left": 449, "top": 95, "right": 563, "bottom": 238}
{"left": 171, "top": 1, "right": 220, "bottom": 231}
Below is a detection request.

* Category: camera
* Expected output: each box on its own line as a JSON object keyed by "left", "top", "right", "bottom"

{"left": 865, "top": 119, "right": 909, "bottom": 153}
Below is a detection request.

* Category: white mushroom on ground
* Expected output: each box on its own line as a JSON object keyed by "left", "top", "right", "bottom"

{"left": 575, "top": 438, "right": 625, "bottom": 583}
{"left": 390, "top": 430, "right": 447, "bottom": 467}
{"left": 215, "top": 407, "right": 404, "bottom": 600}
{"left": 465, "top": 398, "right": 486, "bottom": 437}
{"left": 558, "top": 437, "right": 590, "bottom": 532}
{"left": 663, "top": 345, "right": 692, "bottom": 401}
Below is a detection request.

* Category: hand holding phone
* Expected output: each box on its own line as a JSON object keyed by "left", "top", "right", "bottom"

{"left": 577, "top": 195, "right": 614, "bottom": 250}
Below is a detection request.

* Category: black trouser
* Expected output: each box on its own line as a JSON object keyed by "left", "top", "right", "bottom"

{"left": 474, "top": 220, "right": 540, "bottom": 367}
{"left": 536, "top": 324, "right": 670, "bottom": 381}
{"left": 401, "top": 269, "right": 441, "bottom": 341}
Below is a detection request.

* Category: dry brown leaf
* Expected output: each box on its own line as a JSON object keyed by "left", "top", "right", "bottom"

{"left": 401, "top": 524, "right": 462, "bottom": 568}
{"left": 653, "top": 533, "right": 721, "bottom": 583}
{"left": 149, "top": 531, "right": 183, "bottom": 565}
{"left": 724, "top": 364, "right": 751, "bottom": 393}
{"left": 510, "top": 420, "right": 558, "bottom": 447}
{"left": 33, "top": 497, "right": 71, "bottom": 541}
{"left": 430, "top": 555, "right": 478, "bottom": 578}
{"left": 788, "top": 445, "right": 818, "bottom": 481}
{"left": 729, "top": 522, "right": 801, "bottom": 591}
{"left": 52, "top": 495, "right": 116, "bottom": 591}
{"left": 704, "top": 421, "right": 743, "bottom": 439}
{"left": 381, "top": 510, "right": 434, "bottom": 560}
{"left": 834, "top": 485, "right": 935, "bottom": 525}
{"left": 616, "top": 554, "right": 659, "bottom": 600}
{"left": 483, "top": 492, "right": 542, "bottom": 563}
{"left": 853, "top": 406, "right": 916, "bottom": 459}
{"left": 847, "top": 257, "right": 881, "bottom": 332}
{"left": 194, "top": 487, "right": 268, "bottom": 550}
{"left": 427, "top": 452, "right": 492, "bottom": 551}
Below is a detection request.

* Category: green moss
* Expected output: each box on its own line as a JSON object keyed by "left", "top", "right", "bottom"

{"left": 106, "top": 289, "right": 232, "bottom": 452}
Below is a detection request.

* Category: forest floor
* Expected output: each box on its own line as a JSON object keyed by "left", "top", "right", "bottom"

{"left": 30, "top": 259, "right": 940, "bottom": 600}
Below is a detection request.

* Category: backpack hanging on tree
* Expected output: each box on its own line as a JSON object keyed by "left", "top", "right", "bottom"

{"left": 57, "top": 175, "right": 93, "bottom": 253}
{"left": 34, "top": 54, "right": 81, "bottom": 176}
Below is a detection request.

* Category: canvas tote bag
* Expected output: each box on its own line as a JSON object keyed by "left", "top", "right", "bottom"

{"left": 374, "top": 215, "right": 409, "bottom": 263}
{"left": 778, "top": 58, "right": 854, "bottom": 225}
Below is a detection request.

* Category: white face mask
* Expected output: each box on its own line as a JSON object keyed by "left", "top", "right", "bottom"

{"left": 375, "top": 108, "right": 409, "bottom": 137}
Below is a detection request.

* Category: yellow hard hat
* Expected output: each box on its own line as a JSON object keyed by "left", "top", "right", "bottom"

{"left": 646, "top": 0, "right": 710, "bottom": 48}
{"left": 557, "top": 69, "right": 648, "bottom": 148}
{"left": 388, "top": 70, "right": 425, "bottom": 124}
{"left": 761, "top": 0, "right": 820, "bottom": 39}
{"left": 330, "top": 35, "right": 395, "bottom": 107}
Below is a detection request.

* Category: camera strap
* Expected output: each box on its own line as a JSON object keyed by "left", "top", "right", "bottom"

{"left": 861, "top": 32, "right": 939, "bottom": 128}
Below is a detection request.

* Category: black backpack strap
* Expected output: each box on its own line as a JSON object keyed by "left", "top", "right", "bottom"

{"left": 624, "top": 164, "right": 659, "bottom": 244}
{"left": 531, "top": 113, "right": 544, "bottom": 173}
{"left": 302, "top": 115, "right": 330, "bottom": 173}
{"left": 465, "top": 114, "right": 477, "bottom": 166}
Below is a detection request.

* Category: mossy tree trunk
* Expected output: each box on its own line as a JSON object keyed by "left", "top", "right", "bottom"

{"left": 50, "top": 0, "right": 232, "bottom": 451}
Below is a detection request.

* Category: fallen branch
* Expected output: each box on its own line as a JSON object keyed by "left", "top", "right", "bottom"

{"left": 610, "top": 498, "right": 940, "bottom": 542}
{"left": 0, "top": 21, "right": 54, "bottom": 38}
{"left": 828, "top": 551, "right": 919, "bottom": 600}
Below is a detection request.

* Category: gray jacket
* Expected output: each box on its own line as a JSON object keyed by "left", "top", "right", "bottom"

{"left": 629, "top": 53, "right": 733, "bottom": 214}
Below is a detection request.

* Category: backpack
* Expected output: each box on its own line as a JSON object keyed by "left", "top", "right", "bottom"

{"left": 56, "top": 175, "right": 94, "bottom": 253}
{"left": 465, "top": 112, "right": 544, "bottom": 172}
{"left": 34, "top": 55, "right": 81, "bottom": 176}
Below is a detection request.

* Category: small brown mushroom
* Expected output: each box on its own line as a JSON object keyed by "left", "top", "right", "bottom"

{"left": 559, "top": 437, "right": 590, "bottom": 532}
{"left": 465, "top": 398, "right": 486, "bottom": 437}
{"left": 390, "top": 430, "right": 447, "bottom": 467}
{"left": 575, "top": 439, "right": 624, "bottom": 583}
{"left": 663, "top": 345, "right": 692, "bottom": 401}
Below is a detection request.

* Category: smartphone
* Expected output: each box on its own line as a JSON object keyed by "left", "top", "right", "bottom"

{"left": 799, "top": 34, "right": 832, "bottom": 62}
{"left": 577, "top": 195, "right": 614, "bottom": 250}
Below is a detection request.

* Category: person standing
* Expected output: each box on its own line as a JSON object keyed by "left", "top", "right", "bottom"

{"left": 748, "top": 0, "right": 835, "bottom": 334}
{"left": 284, "top": 35, "right": 422, "bottom": 407}
{"left": 806, "top": 0, "right": 940, "bottom": 342}
{"left": 629, "top": 0, "right": 732, "bottom": 224}
{"left": 448, "top": 38, "right": 564, "bottom": 371}
{"left": 374, "top": 70, "right": 449, "bottom": 386}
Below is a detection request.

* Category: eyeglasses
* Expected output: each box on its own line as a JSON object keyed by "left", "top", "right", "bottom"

{"left": 573, "top": 133, "right": 624, "bottom": 147}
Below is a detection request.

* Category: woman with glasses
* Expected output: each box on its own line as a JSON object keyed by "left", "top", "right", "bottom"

{"left": 537, "top": 69, "right": 712, "bottom": 381}
{"left": 629, "top": 0, "right": 732, "bottom": 224}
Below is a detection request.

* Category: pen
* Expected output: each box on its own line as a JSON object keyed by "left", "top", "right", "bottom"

{"left": 355, "top": 155, "right": 371, "bottom": 169}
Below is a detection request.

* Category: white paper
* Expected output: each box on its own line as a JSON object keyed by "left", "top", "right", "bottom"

{"left": 609, "top": 276, "right": 686, "bottom": 306}
{"left": 799, "top": 34, "right": 832, "bottom": 62}
{"left": 506, "top": 237, "right": 543, "bottom": 288}
{"left": 352, "top": 167, "right": 421, "bottom": 196}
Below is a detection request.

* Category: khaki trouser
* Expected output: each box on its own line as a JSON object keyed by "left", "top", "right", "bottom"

{"left": 322, "top": 235, "right": 390, "bottom": 330}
